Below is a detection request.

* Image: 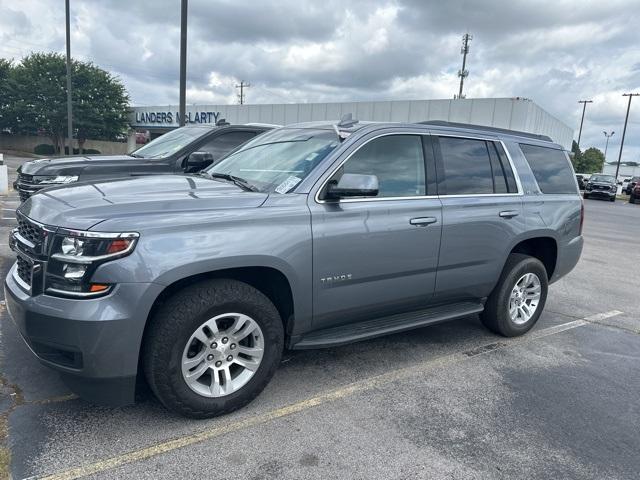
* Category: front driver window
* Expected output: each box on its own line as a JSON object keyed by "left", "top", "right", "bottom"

{"left": 335, "top": 135, "right": 426, "bottom": 197}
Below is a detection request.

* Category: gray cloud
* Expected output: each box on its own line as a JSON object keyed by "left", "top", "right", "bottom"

{"left": 1, "top": 0, "right": 639, "bottom": 161}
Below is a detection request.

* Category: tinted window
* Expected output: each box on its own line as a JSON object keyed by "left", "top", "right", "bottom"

{"left": 519, "top": 144, "right": 576, "bottom": 194}
{"left": 439, "top": 137, "right": 494, "bottom": 194}
{"left": 199, "top": 131, "right": 257, "bottom": 160}
{"left": 338, "top": 135, "right": 426, "bottom": 197}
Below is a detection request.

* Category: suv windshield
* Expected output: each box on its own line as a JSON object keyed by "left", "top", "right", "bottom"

{"left": 590, "top": 175, "right": 615, "bottom": 183}
{"left": 207, "top": 128, "right": 339, "bottom": 193}
{"left": 132, "top": 126, "right": 212, "bottom": 159}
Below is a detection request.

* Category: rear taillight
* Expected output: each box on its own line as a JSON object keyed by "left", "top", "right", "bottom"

{"left": 579, "top": 201, "right": 585, "bottom": 235}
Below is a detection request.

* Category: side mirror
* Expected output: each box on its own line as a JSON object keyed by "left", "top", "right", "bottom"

{"left": 325, "top": 173, "right": 379, "bottom": 200}
{"left": 185, "top": 151, "right": 214, "bottom": 172}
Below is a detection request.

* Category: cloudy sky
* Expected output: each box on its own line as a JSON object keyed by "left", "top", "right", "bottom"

{"left": 1, "top": 0, "right": 639, "bottom": 161}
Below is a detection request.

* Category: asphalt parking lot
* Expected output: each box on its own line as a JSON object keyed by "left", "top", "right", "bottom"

{"left": 0, "top": 154, "right": 639, "bottom": 480}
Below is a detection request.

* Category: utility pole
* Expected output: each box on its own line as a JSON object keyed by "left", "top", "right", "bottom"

{"left": 178, "top": 0, "right": 188, "bottom": 126}
{"left": 576, "top": 99, "right": 593, "bottom": 148}
{"left": 615, "top": 93, "right": 639, "bottom": 180}
{"left": 236, "top": 81, "right": 251, "bottom": 105}
{"left": 603, "top": 131, "right": 614, "bottom": 160}
{"left": 456, "top": 33, "right": 472, "bottom": 99}
{"left": 65, "top": 0, "right": 73, "bottom": 155}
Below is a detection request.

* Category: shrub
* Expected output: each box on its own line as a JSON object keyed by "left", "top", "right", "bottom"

{"left": 34, "top": 143, "right": 55, "bottom": 155}
{"left": 83, "top": 148, "right": 101, "bottom": 155}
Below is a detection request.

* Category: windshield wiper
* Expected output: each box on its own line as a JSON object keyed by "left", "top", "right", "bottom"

{"left": 202, "top": 172, "right": 259, "bottom": 192}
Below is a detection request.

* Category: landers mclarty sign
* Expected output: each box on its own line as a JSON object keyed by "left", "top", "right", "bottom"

{"left": 134, "top": 111, "right": 221, "bottom": 125}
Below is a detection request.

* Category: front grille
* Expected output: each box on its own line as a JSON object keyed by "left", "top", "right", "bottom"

{"left": 17, "top": 215, "right": 44, "bottom": 245}
{"left": 19, "top": 190, "right": 32, "bottom": 202}
{"left": 16, "top": 173, "right": 43, "bottom": 201}
{"left": 18, "top": 173, "right": 34, "bottom": 184}
{"left": 593, "top": 185, "right": 610, "bottom": 191}
{"left": 16, "top": 256, "right": 32, "bottom": 286}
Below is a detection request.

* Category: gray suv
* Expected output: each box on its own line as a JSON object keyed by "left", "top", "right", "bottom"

{"left": 5, "top": 120, "right": 583, "bottom": 418}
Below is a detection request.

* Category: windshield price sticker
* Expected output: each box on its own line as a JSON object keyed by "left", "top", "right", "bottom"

{"left": 275, "top": 176, "right": 302, "bottom": 194}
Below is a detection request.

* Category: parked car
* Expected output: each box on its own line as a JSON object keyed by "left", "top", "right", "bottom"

{"left": 13, "top": 122, "right": 274, "bottom": 202}
{"left": 623, "top": 176, "right": 640, "bottom": 195}
{"left": 583, "top": 174, "right": 617, "bottom": 202}
{"left": 630, "top": 182, "right": 640, "bottom": 204}
{"left": 5, "top": 119, "right": 583, "bottom": 418}
{"left": 576, "top": 174, "right": 588, "bottom": 190}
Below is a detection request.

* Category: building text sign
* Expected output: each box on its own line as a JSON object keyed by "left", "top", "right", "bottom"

{"left": 134, "top": 111, "right": 221, "bottom": 126}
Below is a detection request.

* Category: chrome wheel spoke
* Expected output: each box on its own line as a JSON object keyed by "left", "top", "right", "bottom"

{"left": 193, "top": 328, "right": 210, "bottom": 344}
{"left": 184, "top": 361, "right": 209, "bottom": 382}
{"left": 237, "top": 345, "right": 263, "bottom": 356}
{"left": 183, "top": 351, "right": 206, "bottom": 369}
{"left": 233, "top": 356, "right": 260, "bottom": 372}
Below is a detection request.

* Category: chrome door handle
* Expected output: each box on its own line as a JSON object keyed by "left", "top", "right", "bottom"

{"left": 410, "top": 217, "right": 438, "bottom": 226}
{"left": 499, "top": 210, "right": 519, "bottom": 218}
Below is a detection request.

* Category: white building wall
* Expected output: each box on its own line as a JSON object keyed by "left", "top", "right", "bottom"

{"left": 130, "top": 98, "right": 574, "bottom": 149}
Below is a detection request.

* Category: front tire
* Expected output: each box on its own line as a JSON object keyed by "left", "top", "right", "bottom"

{"left": 583, "top": 193, "right": 589, "bottom": 199}
{"left": 481, "top": 254, "right": 548, "bottom": 337}
{"left": 610, "top": 196, "right": 616, "bottom": 202}
{"left": 143, "top": 279, "right": 284, "bottom": 418}
{"left": 630, "top": 194, "right": 636, "bottom": 204}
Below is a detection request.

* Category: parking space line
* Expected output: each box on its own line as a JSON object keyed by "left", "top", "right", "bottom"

{"left": 30, "top": 311, "right": 623, "bottom": 480}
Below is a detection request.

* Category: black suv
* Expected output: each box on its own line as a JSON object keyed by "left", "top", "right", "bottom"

{"left": 583, "top": 174, "right": 617, "bottom": 202}
{"left": 14, "top": 123, "right": 273, "bottom": 201}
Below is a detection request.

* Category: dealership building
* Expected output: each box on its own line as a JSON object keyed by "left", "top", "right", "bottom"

{"left": 129, "top": 97, "right": 573, "bottom": 149}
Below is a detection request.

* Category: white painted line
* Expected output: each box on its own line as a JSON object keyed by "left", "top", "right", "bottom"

{"left": 31, "top": 311, "right": 619, "bottom": 480}
{"left": 583, "top": 310, "right": 624, "bottom": 322}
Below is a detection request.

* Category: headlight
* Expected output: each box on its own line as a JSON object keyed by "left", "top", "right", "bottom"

{"left": 33, "top": 175, "right": 79, "bottom": 185}
{"left": 46, "top": 230, "right": 139, "bottom": 298}
{"left": 47, "top": 175, "right": 79, "bottom": 184}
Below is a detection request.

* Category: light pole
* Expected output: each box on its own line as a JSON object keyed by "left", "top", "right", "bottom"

{"left": 603, "top": 131, "right": 614, "bottom": 160}
{"left": 577, "top": 99, "right": 593, "bottom": 148}
{"left": 65, "top": 0, "right": 73, "bottom": 155}
{"left": 615, "top": 93, "right": 639, "bottom": 180}
{"left": 178, "top": 0, "right": 188, "bottom": 126}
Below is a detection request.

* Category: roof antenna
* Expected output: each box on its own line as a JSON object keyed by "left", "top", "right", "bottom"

{"left": 337, "top": 113, "right": 358, "bottom": 128}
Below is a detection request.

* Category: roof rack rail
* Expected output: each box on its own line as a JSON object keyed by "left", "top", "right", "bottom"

{"left": 417, "top": 120, "right": 553, "bottom": 142}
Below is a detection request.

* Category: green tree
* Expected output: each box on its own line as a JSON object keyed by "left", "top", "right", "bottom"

{"left": 579, "top": 147, "right": 606, "bottom": 173}
{"left": 569, "top": 140, "right": 583, "bottom": 170}
{"left": 0, "top": 58, "right": 13, "bottom": 132}
{"left": 4, "top": 53, "right": 130, "bottom": 153}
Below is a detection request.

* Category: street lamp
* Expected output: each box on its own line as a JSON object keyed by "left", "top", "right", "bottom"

{"left": 603, "top": 131, "right": 615, "bottom": 160}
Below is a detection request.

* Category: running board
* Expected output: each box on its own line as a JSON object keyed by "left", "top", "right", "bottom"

{"left": 293, "top": 302, "right": 484, "bottom": 349}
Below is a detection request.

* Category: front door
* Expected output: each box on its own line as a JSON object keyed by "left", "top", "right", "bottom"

{"left": 309, "top": 133, "right": 443, "bottom": 330}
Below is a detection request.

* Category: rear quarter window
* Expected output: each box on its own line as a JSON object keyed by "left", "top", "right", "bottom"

{"left": 519, "top": 144, "right": 577, "bottom": 194}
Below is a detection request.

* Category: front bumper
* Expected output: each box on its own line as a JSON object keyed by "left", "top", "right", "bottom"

{"left": 4, "top": 264, "right": 163, "bottom": 406}
{"left": 585, "top": 189, "right": 615, "bottom": 198}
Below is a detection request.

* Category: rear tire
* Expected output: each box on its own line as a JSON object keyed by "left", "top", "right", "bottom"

{"left": 630, "top": 194, "right": 636, "bottom": 204}
{"left": 143, "top": 279, "right": 284, "bottom": 418}
{"left": 583, "top": 193, "right": 589, "bottom": 199}
{"left": 481, "top": 253, "right": 548, "bottom": 337}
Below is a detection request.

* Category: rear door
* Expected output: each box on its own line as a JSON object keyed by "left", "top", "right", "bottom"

{"left": 433, "top": 134, "right": 525, "bottom": 302}
{"left": 308, "top": 132, "right": 442, "bottom": 329}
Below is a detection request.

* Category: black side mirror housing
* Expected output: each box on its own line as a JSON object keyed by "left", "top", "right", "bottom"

{"left": 325, "top": 173, "right": 379, "bottom": 200}
{"left": 185, "top": 151, "right": 214, "bottom": 172}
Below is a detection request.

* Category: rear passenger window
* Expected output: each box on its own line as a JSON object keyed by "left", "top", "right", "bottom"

{"left": 439, "top": 137, "right": 494, "bottom": 194}
{"left": 336, "top": 135, "right": 426, "bottom": 198}
{"left": 519, "top": 144, "right": 577, "bottom": 194}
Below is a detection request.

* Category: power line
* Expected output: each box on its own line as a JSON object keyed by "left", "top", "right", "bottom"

{"left": 615, "top": 93, "right": 639, "bottom": 180}
{"left": 455, "top": 33, "right": 472, "bottom": 99}
{"left": 236, "top": 81, "right": 251, "bottom": 105}
{"left": 576, "top": 99, "right": 593, "bottom": 148}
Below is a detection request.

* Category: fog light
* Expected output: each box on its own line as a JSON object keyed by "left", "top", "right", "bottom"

{"left": 63, "top": 263, "right": 87, "bottom": 279}
{"left": 89, "top": 284, "right": 109, "bottom": 293}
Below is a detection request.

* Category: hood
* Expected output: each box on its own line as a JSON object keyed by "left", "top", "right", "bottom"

{"left": 19, "top": 155, "right": 134, "bottom": 176}
{"left": 19, "top": 175, "right": 268, "bottom": 230}
{"left": 589, "top": 181, "right": 615, "bottom": 187}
